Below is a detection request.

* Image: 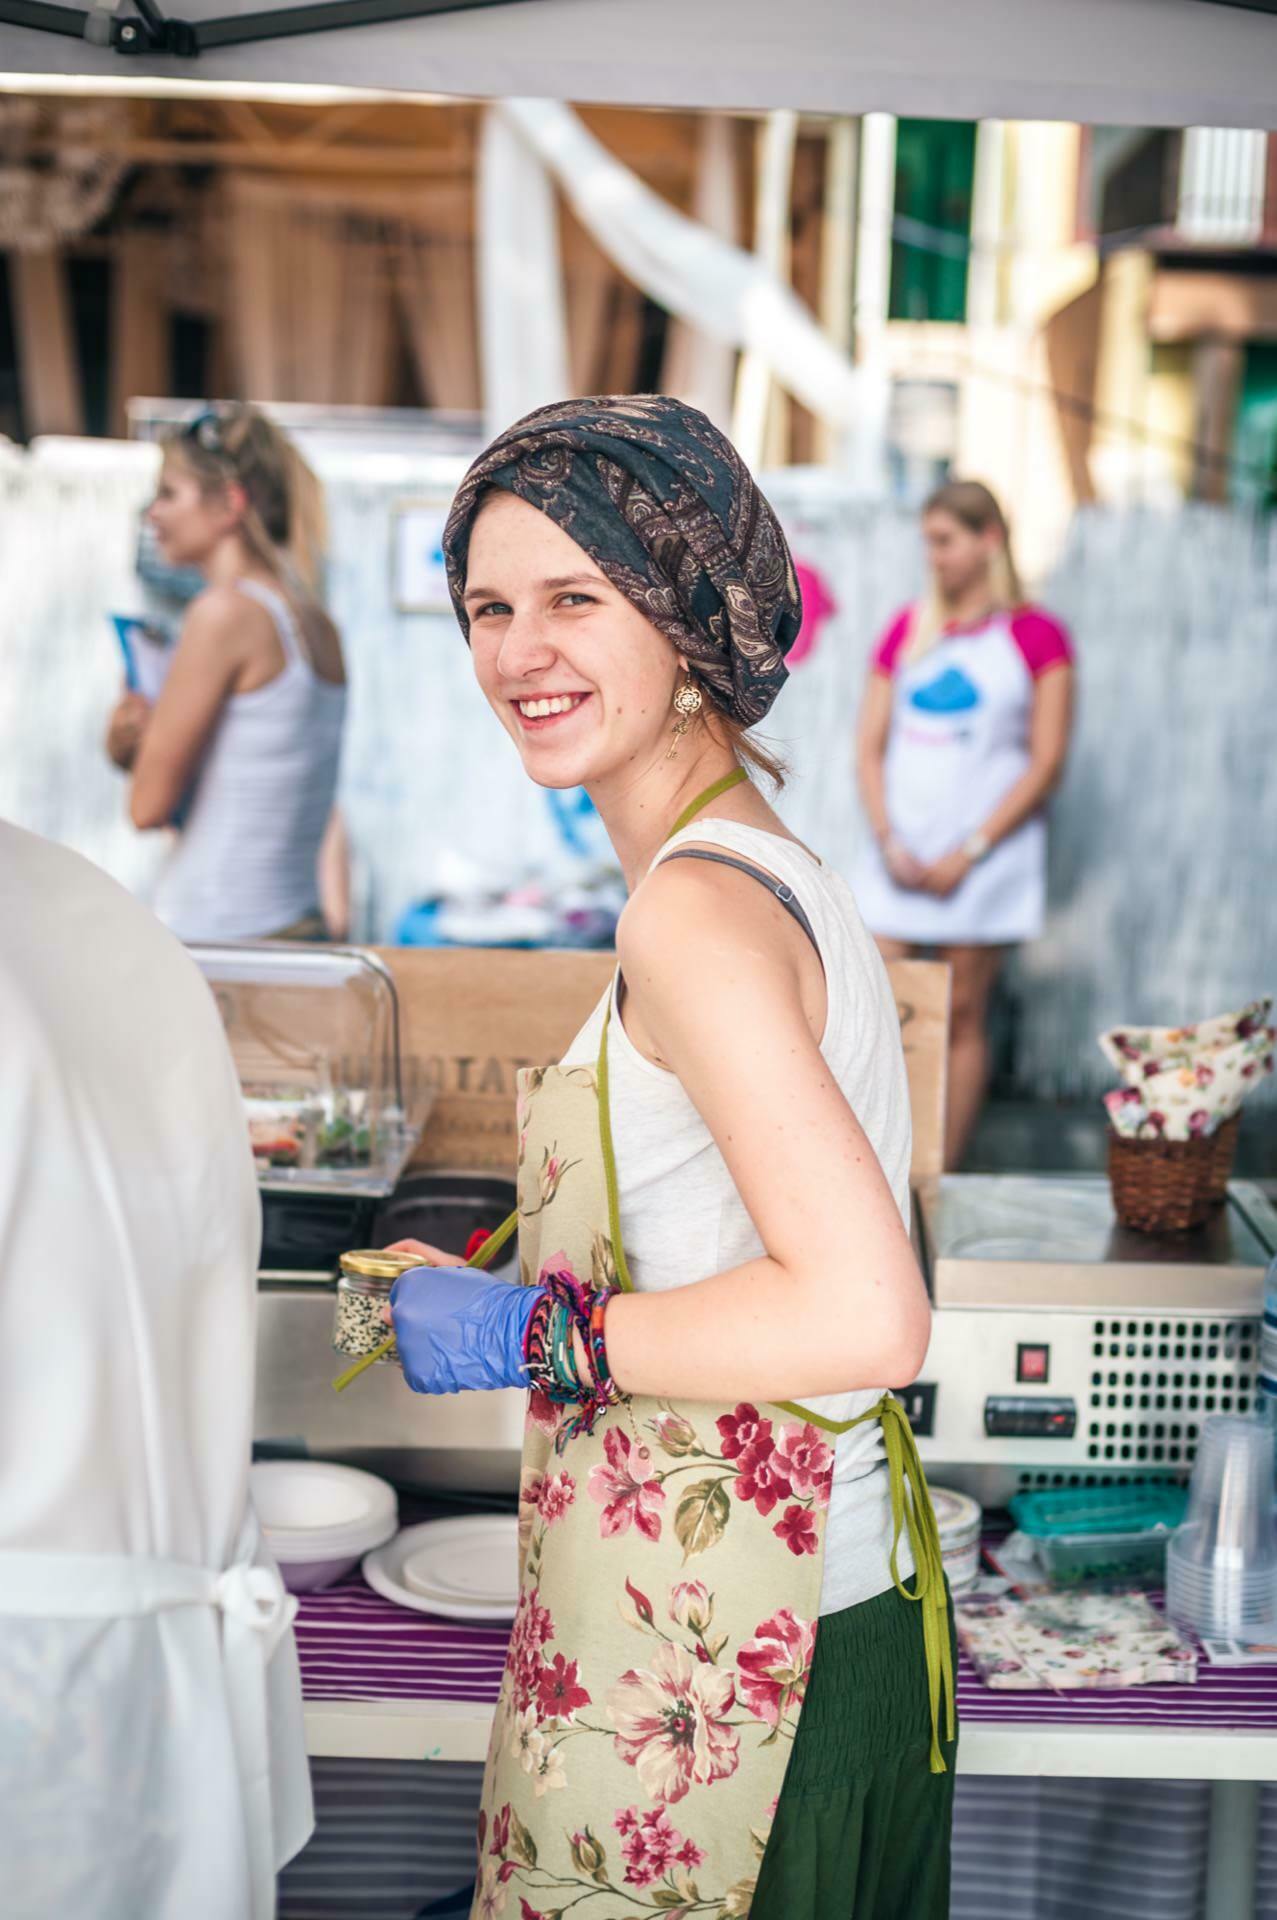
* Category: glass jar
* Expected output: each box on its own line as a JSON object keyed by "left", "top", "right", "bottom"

{"left": 333, "top": 1249, "right": 430, "bottom": 1362}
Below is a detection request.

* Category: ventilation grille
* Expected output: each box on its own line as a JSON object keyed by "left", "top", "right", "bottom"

{"left": 1085, "top": 1316, "right": 1257, "bottom": 1467}
{"left": 1016, "top": 1467, "right": 1185, "bottom": 1492}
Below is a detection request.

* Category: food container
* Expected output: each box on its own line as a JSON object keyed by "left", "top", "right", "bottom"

{"left": 931, "top": 1486, "right": 982, "bottom": 1592}
{"left": 187, "top": 941, "right": 434, "bottom": 1212}
{"left": 1030, "top": 1527, "right": 1175, "bottom": 1591}
{"left": 1009, "top": 1482, "right": 1189, "bottom": 1591}
{"left": 250, "top": 1459, "right": 398, "bottom": 1592}
{"left": 333, "top": 1248, "right": 432, "bottom": 1363}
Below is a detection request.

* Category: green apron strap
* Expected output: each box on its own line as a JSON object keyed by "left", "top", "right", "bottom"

{"left": 593, "top": 767, "right": 750, "bottom": 1293}
{"left": 467, "top": 1208, "right": 519, "bottom": 1271}
{"left": 843, "top": 1393, "right": 957, "bottom": 1774}
{"left": 666, "top": 765, "right": 748, "bottom": 838}
{"left": 597, "top": 999, "right": 636, "bottom": 1293}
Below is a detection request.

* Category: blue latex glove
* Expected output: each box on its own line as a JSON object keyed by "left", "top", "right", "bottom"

{"left": 389, "top": 1266, "right": 544, "bottom": 1395}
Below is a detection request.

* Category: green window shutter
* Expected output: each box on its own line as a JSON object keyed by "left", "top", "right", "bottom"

{"left": 889, "top": 119, "right": 977, "bottom": 325}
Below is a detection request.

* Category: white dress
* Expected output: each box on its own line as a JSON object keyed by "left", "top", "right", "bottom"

{"left": 852, "top": 604, "right": 1073, "bottom": 946}
{"left": 0, "top": 823, "right": 312, "bottom": 1918}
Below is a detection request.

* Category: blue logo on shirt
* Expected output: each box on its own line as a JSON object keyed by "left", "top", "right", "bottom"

{"left": 908, "top": 665, "right": 981, "bottom": 715}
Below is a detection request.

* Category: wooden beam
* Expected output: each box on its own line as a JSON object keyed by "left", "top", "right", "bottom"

{"left": 23, "top": 137, "right": 471, "bottom": 178}
{"left": 221, "top": 100, "right": 282, "bottom": 148}
{"left": 10, "top": 250, "right": 84, "bottom": 439}
{"left": 110, "top": 230, "right": 170, "bottom": 439}
{"left": 1190, "top": 336, "right": 1244, "bottom": 502}
{"left": 1260, "top": 130, "right": 1277, "bottom": 245}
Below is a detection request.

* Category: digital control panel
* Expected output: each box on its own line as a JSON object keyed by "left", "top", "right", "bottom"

{"left": 983, "top": 1395, "right": 1076, "bottom": 1440}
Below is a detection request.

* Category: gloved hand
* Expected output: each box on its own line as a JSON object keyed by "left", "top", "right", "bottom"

{"left": 389, "top": 1266, "right": 544, "bottom": 1396}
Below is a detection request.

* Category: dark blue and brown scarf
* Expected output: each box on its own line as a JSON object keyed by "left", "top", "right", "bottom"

{"left": 442, "top": 395, "right": 801, "bottom": 727}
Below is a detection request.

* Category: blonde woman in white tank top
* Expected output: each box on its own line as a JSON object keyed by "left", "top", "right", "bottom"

{"left": 105, "top": 404, "right": 348, "bottom": 942}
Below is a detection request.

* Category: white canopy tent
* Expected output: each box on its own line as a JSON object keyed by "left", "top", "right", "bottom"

{"left": 0, "top": 0, "right": 1275, "bottom": 128}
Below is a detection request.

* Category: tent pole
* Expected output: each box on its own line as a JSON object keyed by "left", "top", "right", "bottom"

{"left": 732, "top": 108, "right": 797, "bottom": 470}
{"left": 850, "top": 111, "right": 895, "bottom": 492}
{"left": 816, "top": 115, "right": 857, "bottom": 464}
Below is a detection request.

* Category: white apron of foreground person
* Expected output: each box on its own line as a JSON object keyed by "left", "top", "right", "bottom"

{"left": 0, "top": 823, "right": 313, "bottom": 1919}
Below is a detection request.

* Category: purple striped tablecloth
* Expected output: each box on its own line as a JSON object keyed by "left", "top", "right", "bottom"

{"left": 295, "top": 1575, "right": 1277, "bottom": 1733}
{"left": 295, "top": 1577, "right": 509, "bottom": 1704}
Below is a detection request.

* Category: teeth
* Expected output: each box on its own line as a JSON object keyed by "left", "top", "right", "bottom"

{"left": 518, "top": 695, "right": 583, "bottom": 718}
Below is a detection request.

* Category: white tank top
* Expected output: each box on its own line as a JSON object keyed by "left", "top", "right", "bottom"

{"left": 153, "top": 580, "right": 346, "bottom": 943}
{"left": 561, "top": 818, "right": 916, "bottom": 1614}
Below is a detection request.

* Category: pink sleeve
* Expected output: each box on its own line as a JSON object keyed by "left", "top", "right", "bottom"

{"left": 1010, "top": 606, "right": 1074, "bottom": 678}
{"left": 871, "top": 606, "right": 913, "bottom": 677}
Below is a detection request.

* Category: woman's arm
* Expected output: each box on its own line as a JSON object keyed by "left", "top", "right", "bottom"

{"left": 128, "top": 595, "right": 247, "bottom": 830}
{"left": 855, "top": 670, "right": 894, "bottom": 846}
{"left": 920, "top": 663, "right": 1074, "bottom": 896}
{"left": 857, "top": 670, "right": 928, "bottom": 890}
{"left": 105, "top": 692, "right": 152, "bottom": 772}
{"left": 600, "top": 862, "right": 931, "bottom": 1403}
{"left": 318, "top": 807, "right": 352, "bottom": 941}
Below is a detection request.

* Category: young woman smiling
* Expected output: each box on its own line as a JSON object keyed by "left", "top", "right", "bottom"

{"left": 383, "top": 398, "right": 955, "bottom": 1920}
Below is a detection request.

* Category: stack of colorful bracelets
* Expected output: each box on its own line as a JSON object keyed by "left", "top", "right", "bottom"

{"left": 523, "top": 1273, "right": 623, "bottom": 1449}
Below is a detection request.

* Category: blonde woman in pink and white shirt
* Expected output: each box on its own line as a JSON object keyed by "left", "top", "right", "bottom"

{"left": 854, "top": 480, "right": 1075, "bottom": 1168}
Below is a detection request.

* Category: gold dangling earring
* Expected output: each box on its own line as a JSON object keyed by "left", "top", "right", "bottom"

{"left": 666, "top": 676, "right": 703, "bottom": 760}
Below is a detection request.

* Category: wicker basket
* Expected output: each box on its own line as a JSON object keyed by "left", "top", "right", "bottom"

{"left": 1108, "top": 1126, "right": 1230, "bottom": 1235}
{"left": 1204, "top": 1113, "right": 1241, "bottom": 1207}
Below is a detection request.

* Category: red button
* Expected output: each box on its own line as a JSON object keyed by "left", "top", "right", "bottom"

{"left": 1016, "top": 1343, "right": 1050, "bottom": 1384}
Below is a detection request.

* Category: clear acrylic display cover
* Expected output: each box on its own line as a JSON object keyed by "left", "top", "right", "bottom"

{"left": 190, "top": 943, "right": 432, "bottom": 1197}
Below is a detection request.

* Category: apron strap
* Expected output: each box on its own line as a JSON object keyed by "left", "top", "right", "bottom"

{"left": 594, "top": 770, "right": 750, "bottom": 1293}
{"left": 467, "top": 1207, "right": 519, "bottom": 1271}
{"left": 841, "top": 1392, "right": 957, "bottom": 1774}
{"left": 666, "top": 765, "right": 748, "bottom": 837}
{"left": 597, "top": 997, "right": 635, "bottom": 1292}
{"left": 479, "top": 772, "right": 752, "bottom": 1293}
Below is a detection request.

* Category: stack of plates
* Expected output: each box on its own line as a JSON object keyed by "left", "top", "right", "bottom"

{"left": 363, "top": 1515, "right": 520, "bottom": 1621}
{"left": 251, "top": 1460, "right": 398, "bottom": 1592}
{"left": 931, "top": 1487, "right": 983, "bottom": 1593}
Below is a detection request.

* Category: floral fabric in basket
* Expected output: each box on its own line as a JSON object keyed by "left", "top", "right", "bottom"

{"left": 954, "top": 1590, "right": 1198, "bottom": 1691}
{"left": 1099, "top": 998, "right": 1274, "bottom": 1141}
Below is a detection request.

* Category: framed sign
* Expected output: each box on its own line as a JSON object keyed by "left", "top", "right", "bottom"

{"left": 392, "top": 498, "right": 453, "bottom": 614}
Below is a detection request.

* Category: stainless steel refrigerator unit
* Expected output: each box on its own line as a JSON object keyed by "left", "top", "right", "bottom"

{"left": 909, "top": 1174, "right": 1277, "bottom": 1508}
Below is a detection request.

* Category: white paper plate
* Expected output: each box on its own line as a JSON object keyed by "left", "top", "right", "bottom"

{"left": 362, "top": 1516, "right": 520, "bottom": 1621}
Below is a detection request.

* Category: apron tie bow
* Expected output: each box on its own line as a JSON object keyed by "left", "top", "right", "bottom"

{"left": 215, "top": 1559, "right": 297, "bottom": 1659}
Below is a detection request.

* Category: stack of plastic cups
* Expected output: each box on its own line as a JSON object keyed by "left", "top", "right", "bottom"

{"left": 1166, "top": 1415, "right": 1277, "bottom": 1643}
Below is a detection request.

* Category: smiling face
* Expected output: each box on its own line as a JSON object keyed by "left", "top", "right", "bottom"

{"left": 922, "top": 507, "right": 1002, "bottom": 602}
{"left": 147, "top": 449, "right": 242, "bottom": 572}
{"left": 463, "top": 490, "right": 686, "bottom": 791}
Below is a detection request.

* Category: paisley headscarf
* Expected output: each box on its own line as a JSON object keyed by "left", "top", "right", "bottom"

{"left": 442, "top": 395, "right": 801, "bottom": 726}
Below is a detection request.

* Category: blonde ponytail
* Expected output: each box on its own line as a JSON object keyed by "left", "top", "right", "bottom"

{"left": 164, "top": 403, "right": 328, "bottom": 598}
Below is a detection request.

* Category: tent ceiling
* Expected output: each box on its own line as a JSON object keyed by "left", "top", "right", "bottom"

{"left": 0, "top": 0, "right": 1274, "bottom": 127}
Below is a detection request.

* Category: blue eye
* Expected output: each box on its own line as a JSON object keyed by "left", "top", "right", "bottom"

{"left": 473, "top": 601, "right": 511, "bottom": 620}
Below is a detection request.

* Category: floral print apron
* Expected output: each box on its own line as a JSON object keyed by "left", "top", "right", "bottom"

{"left": 467, "top": 779, "right": 954, "bottom": 1920}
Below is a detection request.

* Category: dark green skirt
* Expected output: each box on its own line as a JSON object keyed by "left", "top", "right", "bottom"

{"left": 751, "top": 1575, "right": 958, "bottom": 1920}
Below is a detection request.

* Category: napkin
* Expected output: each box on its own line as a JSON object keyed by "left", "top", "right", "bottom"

{"left": 954, "top": 1589, "right": 1198, "bottom": 1691}
{"left": 1099, "top": 999, "right": 1274, "bottom": 1141}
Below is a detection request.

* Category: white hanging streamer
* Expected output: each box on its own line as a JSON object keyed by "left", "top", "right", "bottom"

{"left": 499, "top": 97, "right": 862, "bottom": 443}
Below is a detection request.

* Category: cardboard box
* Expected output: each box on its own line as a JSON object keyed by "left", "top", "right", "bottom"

{"left": 376, "top": 949, "right": 949, "bottom": 1182}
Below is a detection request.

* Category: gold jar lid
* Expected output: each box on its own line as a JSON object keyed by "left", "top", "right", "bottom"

{"left": 339, "top": 1248, "right": 433, "bottom": 1281}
